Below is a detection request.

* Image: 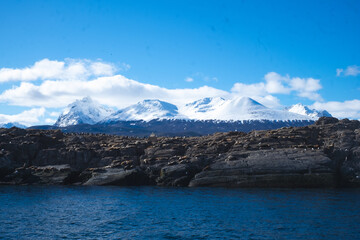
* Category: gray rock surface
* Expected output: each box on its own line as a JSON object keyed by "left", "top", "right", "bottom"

{"left": 1, "top": 117, "right": 360, "bottom": 187}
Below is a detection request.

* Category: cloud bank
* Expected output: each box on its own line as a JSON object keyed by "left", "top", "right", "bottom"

{"left": 0, "top": 76, "right": 227, "bottom": 108}
{"left": 0, "top": 58, "right": 359, "bottom": 124}
{"left": 0, "top": 108, "right": 45, "bottom": 126}
{"left": 231, "top": 72, "right": 322, "bottom": 102}
{"left": 336, "top": 65, "right": 360, "bottom": 77}
{"left": 0, "top": 58, "right": 117, "bottom": 82}
{"left": 0, "top": 71, "right": 320, "bottom": 109}
{"left": 311, "top": 100, "right": 360, "bottom": 119}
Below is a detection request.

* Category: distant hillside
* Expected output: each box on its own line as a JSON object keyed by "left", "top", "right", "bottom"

{"left": 31, "top": 119, "right": 314, "bottom": 136}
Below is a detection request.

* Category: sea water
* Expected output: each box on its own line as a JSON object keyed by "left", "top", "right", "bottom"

{"left": 0, "top": 186, "right": 359, "bottom": 239}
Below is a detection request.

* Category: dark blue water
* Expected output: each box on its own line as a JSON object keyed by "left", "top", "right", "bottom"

{"left": 0, "top": 186, "right": 360, "bottom": 240}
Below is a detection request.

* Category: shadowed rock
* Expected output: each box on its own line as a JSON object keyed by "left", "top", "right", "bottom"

{"left": 0, "top": 117, "right": 360, "bottom": 188}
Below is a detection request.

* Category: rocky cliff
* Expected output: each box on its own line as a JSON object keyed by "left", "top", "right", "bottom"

{"left": 1, "top": 117, "right": 359, "bottom": 187}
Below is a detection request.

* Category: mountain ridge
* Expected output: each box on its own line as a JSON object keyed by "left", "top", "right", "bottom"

{"left": 54, "top": 97, "right": 327, "bottom": 127}
{"left": 103, "top": 99, "right": 183, "bottom": 122}
{"left": 54, "top": 97, "right": 114, "bottom": 127}
{"left": 286, "top": 103, "right": 332, "bottom": 120}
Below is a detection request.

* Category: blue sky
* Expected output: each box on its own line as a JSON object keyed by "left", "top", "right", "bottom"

{"left": 0, "top": 0, "right": 359, "bottom": 125}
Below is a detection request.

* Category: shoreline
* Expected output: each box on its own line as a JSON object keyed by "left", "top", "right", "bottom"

{"left": 1, "top": 117, "right": 360, "bottom": 188}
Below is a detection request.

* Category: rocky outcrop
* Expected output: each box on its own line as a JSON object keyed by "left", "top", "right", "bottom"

{"left": 1, "top": 117, "right": 360, "bottom": 187}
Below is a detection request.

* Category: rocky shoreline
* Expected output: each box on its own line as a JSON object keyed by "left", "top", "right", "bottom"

{"left": 1, "top": 117, "right": 360, "bottom": 187}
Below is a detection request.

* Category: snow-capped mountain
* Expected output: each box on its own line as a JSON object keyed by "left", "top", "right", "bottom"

{"left": 103, "top": 99, "right": 183, "bottom": 122}
{"left": 179, "top": 97, "right": 312, "bottom": 121}
{"left": 54, "top": 97, "right": 326, "bottom": 127}
{"left": 45, "top": 96, "right": 324, "bottom": 135}
{"left": 55, "top": 97, "right": 114, "bottom": 127}
{"left": 286, "top": 103, "right": 332, "bottom": 120}
{"left": 182, "top": 97, "right": 227, "bottom": 114}
{"left": 0, "top": 122, "right": 27, "bottom": 128}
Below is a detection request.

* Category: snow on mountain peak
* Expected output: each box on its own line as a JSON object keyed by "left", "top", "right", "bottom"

{"left": 220, "top": 97, "right": 312, "bottom": 121}
{"left": 104, "top": 99, "right": 183, "bottom": 122}
{"left": 55, "top": 97, "right": 114, "bottom": 127}
{"left": 184, "top": 97, "right": 226, "bottom": 112}
{"left": 53, "top": 97, "right": 324, "bottom": 127}
{"left": 230, "top": 97, "right": 266, "bottom": 109}
{"left": 180, "top": 96, "right": 309, "bottom": 121}
{"left": 286, "top": 103, "right": 332, "bottom": 119}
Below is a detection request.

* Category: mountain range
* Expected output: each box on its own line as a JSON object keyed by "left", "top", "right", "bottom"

{"left": 53, "top": 96, "right": 331, "bottom": 127}
{"left": 16, "top": 96, "right": 329, "bottom": 136}
{"left": 1, "top": 96, "right": 332, "bottom": 135}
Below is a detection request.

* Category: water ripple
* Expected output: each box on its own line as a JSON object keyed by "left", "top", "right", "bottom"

{"left": 0, "top": 186, "right": 360, "bottom": 239}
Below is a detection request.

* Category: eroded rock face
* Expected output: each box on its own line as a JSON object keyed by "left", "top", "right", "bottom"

{"left": 0, "top": 117, "right": 360, "bottom": 187}
{"left": 189, "top": 149, "right": 335, "bottom": 187}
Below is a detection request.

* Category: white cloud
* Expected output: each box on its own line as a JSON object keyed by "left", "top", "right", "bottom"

{"left": 312, "top": 100, "right": 360, "bottom": 119}
{"left": 204, "top": 76, "right": 218, "bottom": 82}
{"left": 0, "top": 58, "right": 118, "bottom": 82}
{"left": 0, "top": 59, "right": 333, "bottom": 124}
{"left": 190, "top": 72, "right": 218, "bottom": 83}
{"left": 230, "top": 82, "right": 281, "bottom": 108}
{"left": 336, "top": 68, "right": 343, "bottom": 77}
{"left": 297, "top": 91, "right": 322, "bottom": 101}
{"left": 90, "top": 62, "right": 115, "bottom": 76}
{"left": 344, "top": 65, "right": 360, "bottom": 76}
{"left": 290, "top": 77, "right": 321, "bottom": 92}
{"left": 289, "top": 77, "right": 322, "bottom": 101}
{"left": 0, "top": 75, "right": 227, "bottom": 108}
{"left": 120, "top": 63, "right": 131, "bottom": 71}
{"left": 231, "top": 82, "right": 267, "bottom": 96}
{"left": 264, "top": 72, "right": 291, "bottom": 94}
{"left": 336, "top": 65, "right": 360, "bottom": 77}
{"left": 264, "top": 72, "right": 322, "bottom": 100}
{"left": 0, "top": 59, "right": 323, "bottom": 112}
{"left": 185, "top": 77, "right": 194, "bottom": 82}
{"left": 252, "top": 95, "right": 282, "bottom": 109}
{"left": 45, "top": 118, "right": 57, "bottom": 124}
{"left": 232, "top": 72, "right": 322, "bottom": 101}
{"left": 0, "top": 108, "right": 45, "bottom": 126}
{"left": 50, "top": 111, "right": 61, "bottom": 117}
